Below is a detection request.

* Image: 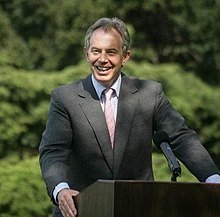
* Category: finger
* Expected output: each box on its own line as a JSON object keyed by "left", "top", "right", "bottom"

{"left": 57, "top": 189, "right": 79, "bottom": 217}
{"left": 59, "top": 196, "right": 76, "bottom": 217}
{"left": 67, "top": 196, "right": 77, "bottom": 216}
{"left": 59, "top": 199, "right": 76, "bottom": 217}
{"left": 68, "top": 197, "right": 77, "bottom": 215}
{"left": 72, "top": 190, "right": 80, "bottom": 197}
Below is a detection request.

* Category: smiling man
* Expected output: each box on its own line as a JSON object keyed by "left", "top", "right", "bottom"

{"left": 39, "top": 17, "right": 220, "bottom": 217}
{"left": 84, "top": 27, "right": 130, "bottom": 87}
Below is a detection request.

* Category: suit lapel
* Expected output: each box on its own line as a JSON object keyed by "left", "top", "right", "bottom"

{"left": 78, "top": 75, "right": 113, "bottom": 172}
{"left": 77, "top": 74, "right": 139, "bottom": 177}
{"left": 113, "top": 75, "right": 139, "bottom": 178}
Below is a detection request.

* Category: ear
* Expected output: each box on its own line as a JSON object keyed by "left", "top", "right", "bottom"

{"left": 83, "top": 47, "right": 89, "bottom": 62}
{"left": 122, "top": 50, "right": 131, "bottom": 66}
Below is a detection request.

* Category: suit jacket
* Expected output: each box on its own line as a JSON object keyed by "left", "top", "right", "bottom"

{"left": 39, "top": 73, "right": 219, "bottom": 216}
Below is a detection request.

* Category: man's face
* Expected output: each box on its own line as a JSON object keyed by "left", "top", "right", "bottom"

{"left": 84, "top": 28, "right": 131, "bottom": 87}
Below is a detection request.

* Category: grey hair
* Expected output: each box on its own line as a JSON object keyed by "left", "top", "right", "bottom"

{"left": 84, "top": 17, "right": 131, "bottom": 54}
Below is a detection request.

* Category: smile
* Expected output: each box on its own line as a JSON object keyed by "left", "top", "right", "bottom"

{"left": 96, "top": 66, "right": 112, "bottom": 72}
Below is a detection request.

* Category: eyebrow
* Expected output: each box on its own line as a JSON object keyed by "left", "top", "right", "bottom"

{"left": 91, "top": 47, "right": 119, "bottom": 52}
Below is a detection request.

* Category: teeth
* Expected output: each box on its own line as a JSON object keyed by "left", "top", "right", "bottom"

{"left": 96, "top": 66, "right": 110, "bottom": 71}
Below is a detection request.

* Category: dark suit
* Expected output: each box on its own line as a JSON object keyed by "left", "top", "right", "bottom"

{"left": 39, "top": 73, "right": 219, "bottom": 216}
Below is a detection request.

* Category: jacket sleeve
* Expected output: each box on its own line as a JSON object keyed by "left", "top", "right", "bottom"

{"left": 153, "top": 82, "right": 219, "bottom": 182}
{"left": 39, "top": 88, "right": 73, "bottom": 202}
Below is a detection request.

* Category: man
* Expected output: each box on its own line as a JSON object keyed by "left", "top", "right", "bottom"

{"left": 39, "top": 17, "right": 220, "bottom": 217}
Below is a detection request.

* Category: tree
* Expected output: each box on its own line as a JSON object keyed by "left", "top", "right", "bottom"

{"left": 1, "top": 0, "right": 220, "bottom": 84}
{"left": 0, "top": 0, "right": 113, "bottom": 71}
{"left": 121, "top": 0, "right": 220, "bottom": 84}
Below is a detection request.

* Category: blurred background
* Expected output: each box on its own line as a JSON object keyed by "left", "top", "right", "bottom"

{"left": 0, "top": 0, "right": 220, "bottom": 216}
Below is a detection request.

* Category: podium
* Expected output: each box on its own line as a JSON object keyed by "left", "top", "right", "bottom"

{"left": 75, "top": 180, "right": 220, "bottom": 217}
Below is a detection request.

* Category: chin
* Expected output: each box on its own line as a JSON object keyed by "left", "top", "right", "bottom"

{"left": 96, "top": 78, "right": 112, "bottom": 87}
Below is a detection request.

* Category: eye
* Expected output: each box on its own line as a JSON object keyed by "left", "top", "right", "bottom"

{"left": 107, "top": 50, "right": 117, "bottom": 56}
{"left": 91, "top": 49, "right": 100, "bottom": 55}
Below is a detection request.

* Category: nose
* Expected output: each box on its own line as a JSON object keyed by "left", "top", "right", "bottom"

{"left": 99, "top": 51, "right": 107, "bottom": 63}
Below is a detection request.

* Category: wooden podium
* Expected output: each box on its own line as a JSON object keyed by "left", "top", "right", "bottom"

{"left": 75, "top": 180, "right": 220, "bottom": 217}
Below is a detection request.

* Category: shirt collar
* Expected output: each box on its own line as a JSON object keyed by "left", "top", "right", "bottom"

{"left": 91, "top": 74, "right": 121, "bottom": 99}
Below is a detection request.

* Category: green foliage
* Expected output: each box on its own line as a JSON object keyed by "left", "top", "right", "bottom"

{"left": 0, "top": 156, "right": 52, "bottom": 217}
{"left": 122, "top": 0, "right": 220, "bottom": 84}
{"left": 0, "top": 61, "right": 219, "bottom": 166}
{"left": 163, "top": 0, "right": 220, "bottom": 84}
{"left": 0, "top": 0, "right": 113, "bottom": 71}
{"left": 1, "top": 0, "right": 220, "bottom": 83}
{"left": 0, "top": 8, "right": 31, "bottom": 69}
{"left": 0, "top": 64, "right": 88, "bottom": 157}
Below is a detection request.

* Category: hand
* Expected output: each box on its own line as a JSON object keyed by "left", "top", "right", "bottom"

{"left": 57, "top": 188, "right": 79, "bottom": 217}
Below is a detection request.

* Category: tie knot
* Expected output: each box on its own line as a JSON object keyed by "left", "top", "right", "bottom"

{"left": 104, "top": 88, "right": 114, "bottom": 100}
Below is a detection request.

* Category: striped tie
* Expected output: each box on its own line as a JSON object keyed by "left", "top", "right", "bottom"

{"left": 104, "top": 88, "right": 115, "bottom": 147}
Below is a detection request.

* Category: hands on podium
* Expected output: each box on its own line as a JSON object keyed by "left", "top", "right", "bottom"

{"left": 57, "top": 189, "right": 79, "bottom": 217}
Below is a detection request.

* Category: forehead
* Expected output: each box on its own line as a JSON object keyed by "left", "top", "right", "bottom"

{"left": 89, "top": 28, "right": 123, "bottom": 48}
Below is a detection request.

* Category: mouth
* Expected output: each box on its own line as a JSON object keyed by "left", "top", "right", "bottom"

{"left": 95, "top": 66, "right": 112, "bottom": 72}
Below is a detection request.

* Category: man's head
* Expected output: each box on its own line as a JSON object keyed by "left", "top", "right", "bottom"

{"left": 84, "top": 17, "right": 131, "bottom": 87}
{"left": 84, "top": 17, "right": 131, "bottom": 55}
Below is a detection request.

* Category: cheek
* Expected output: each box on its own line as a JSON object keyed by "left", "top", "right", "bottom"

{"left": 109, "top": 57, "right": 122, "bottom": 65}
{"left": 88, "top": 55, "right": 99, "bottom": 64}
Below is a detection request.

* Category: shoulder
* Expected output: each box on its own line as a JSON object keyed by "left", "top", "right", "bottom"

{"left": 52, "top": 75, "right": 89, "bottom": 97}
{"left": 122, "top": 73, "right": 162, "bottom": 92}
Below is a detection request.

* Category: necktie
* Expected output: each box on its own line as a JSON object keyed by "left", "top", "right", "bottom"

{"left": 104, "top": 88, "right": 115, "bottom": 147}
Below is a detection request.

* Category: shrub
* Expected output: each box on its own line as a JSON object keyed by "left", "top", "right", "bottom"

{"left": 0, "top": 156, "right": 52, "bottom": 217}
